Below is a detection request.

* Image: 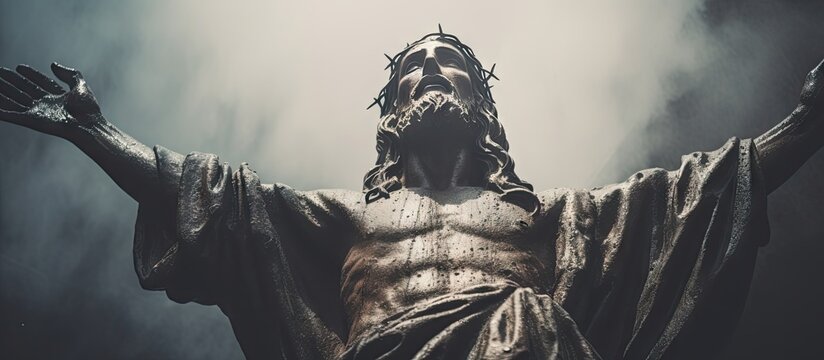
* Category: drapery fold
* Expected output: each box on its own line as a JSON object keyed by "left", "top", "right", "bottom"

{"left": 546, "top": 137, "right": 768, "bottom": 359}
{"left": 132, "top": 137, "right": 767, "bottom": 359}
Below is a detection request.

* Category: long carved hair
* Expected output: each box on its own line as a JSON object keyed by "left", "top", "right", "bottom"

{"left": 363, "top": 29, "right": 540, "bottom": 213}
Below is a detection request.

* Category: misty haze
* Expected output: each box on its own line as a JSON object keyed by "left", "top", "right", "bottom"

{"left": 1, "top": 0, "right": 824, "bottom": 359}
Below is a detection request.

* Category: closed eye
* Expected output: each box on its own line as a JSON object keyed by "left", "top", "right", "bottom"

{"left": 442, "top": 58, "right": 462, "bottom": 68}
{"left": 436, "top": 47, "right": 466, "bottom": 69}
{"left": 405, "top": 62, "right": 421, "bottom": 74}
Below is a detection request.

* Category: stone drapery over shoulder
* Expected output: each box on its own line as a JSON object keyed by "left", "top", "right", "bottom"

{"left": 545, "top": 137, "right": 768, "bottom": 359}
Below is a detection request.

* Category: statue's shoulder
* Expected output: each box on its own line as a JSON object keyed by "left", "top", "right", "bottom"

{"left": 536, "top": 187, "right": 587, "bottom": 205}
{"left": 533, "top": 187, "right": 597, "bottom": 220}
{"left": 310, "top": 188, "right": 365, "bottom": 209}
{"left": 264, "top": 183, "right": 364, "bottom": 211}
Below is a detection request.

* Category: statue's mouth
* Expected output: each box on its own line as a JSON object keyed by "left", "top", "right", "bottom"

{"left": 412, "top": 75, "right": 454, "bottom": 99}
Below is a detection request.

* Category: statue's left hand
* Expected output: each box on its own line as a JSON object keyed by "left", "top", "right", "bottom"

{"left": 0, "top": 62, "right": 104, "bottom": 140}
{"left": 797, "top": 58, "right": 824, "bottom": 119}
{"left": 755, "top": 57, "right": 824, "bottom": 194}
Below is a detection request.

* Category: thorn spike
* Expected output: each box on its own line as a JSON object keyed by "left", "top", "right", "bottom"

{"left": 367, "top": 97, "right": 380, "bottom": 110}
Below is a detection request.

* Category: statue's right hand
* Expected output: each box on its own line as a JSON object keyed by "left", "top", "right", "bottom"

{"left": 0, "top": 62, "right": 103, "bottom": 138}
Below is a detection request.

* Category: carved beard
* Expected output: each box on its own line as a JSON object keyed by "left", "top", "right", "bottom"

{"left": 394, "top": 92, "right": 476, "bottom": 136}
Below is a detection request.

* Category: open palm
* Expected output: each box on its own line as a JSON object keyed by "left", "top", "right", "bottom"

{"left": 0, "top": 62, "right": 102, "bottom": 138}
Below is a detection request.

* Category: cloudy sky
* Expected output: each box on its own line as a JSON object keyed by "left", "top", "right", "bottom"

{"left": 1, "top": 0, "right": 823, "bottom": 358}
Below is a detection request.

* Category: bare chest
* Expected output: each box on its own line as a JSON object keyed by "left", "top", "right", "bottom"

{"left": 354, "top": 188, "right": 546, "bottom": 244}
{"left": 340, "top": 189, "right": 555, "bottom": 336}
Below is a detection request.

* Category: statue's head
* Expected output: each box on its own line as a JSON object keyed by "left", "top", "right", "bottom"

{"left": 364, "top": 28, "right": 539, "bottom": 213}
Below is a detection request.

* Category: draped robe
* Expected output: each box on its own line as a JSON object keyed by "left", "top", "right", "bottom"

{"left": 134, "top": 137, "right": 768, "bottom": 359}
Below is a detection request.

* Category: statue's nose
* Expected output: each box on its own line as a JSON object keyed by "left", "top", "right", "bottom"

{"left": 422, "top": 56, "right": 442, "bottom": 76}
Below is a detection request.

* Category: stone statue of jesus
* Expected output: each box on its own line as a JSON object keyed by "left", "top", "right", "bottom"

{"left": 1, "top": 30, "right": 822, "bottom": 359}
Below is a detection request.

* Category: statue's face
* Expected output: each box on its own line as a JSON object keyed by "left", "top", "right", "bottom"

{"left": 396, "top": 39, "right": 474, "bottom": 110}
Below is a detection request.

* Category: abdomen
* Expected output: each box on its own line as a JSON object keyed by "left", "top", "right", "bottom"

{"left": 341, "top": 229, "right": 552, "bottom": 341}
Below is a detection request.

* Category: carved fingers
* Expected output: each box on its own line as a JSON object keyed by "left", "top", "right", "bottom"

{"left": 15, "top": 65, "right": 65, "bottom": 95}
{"left": 0, "top": 90, "right": 26, "bottom": 112}
{"left": 50, "top": 62, "right": 83, "bottom": 88}
{"left": 0, "top": 76, "right": 33, "bottom": 107}
{"left": 0, "top": 63, "right": 89, "bottom": 134}
{"left": 0, "top": 64, "right": 74, "bottom": 125}
{"left": 0, "top": 67, "right": 48, "bottom": 99}
{"left": 51, "top": 62, "right": 100, "bottom": 119}
{"left": 0, "top": 67, "right": 37, "bottom": 114}
{"left": 0, "top": 66, "right": 46, "bottom": 125}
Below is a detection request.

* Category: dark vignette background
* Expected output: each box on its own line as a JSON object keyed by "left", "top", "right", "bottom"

{"left": 0, "top": 0, "right": 822, "bottom": 359}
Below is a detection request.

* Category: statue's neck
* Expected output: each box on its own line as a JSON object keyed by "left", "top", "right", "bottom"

{"left": 400, "top": 132, "right": 483, "bottom": 190}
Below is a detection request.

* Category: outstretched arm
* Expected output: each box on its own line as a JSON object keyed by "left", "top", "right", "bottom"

{"left": 755, "top": 59, "right": 824, "bottom": 194}
{"left": 0, "top": 63, "right": 182, "bottom": 202}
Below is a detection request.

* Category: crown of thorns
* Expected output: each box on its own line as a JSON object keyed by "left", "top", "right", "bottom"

{"left": 367, "top": 25, "right": 499, "bottom": 117}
